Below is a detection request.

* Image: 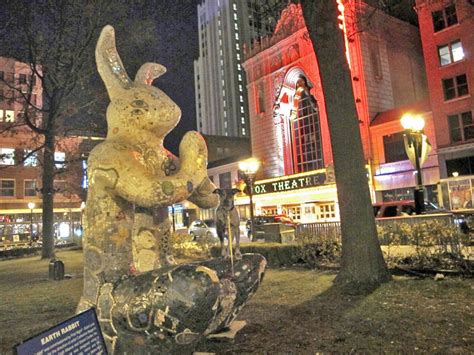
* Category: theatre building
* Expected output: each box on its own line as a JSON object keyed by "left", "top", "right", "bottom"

{"left": 237, "top": 3, "right": 429, "bottom": 222}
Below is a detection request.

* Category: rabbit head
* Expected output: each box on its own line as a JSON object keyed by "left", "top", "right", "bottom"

{"left": 96, "top": 25, "right": 181, "bottom": 138}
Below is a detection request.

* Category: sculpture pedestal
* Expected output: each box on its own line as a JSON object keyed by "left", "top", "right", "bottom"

{"left": 105, "top": 254, "right": 266, "bottom": 354}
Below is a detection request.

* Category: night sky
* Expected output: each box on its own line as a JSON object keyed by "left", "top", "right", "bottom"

{"left": 117, "top": 0, "right": 201, "bottom": 154}
{"left": 0, "top": 0, "right": 201, "bottom": 155}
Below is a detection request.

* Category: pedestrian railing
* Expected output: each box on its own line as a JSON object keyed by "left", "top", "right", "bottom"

{"left": 296, "top": 213, "right": 466, "bottom": 246}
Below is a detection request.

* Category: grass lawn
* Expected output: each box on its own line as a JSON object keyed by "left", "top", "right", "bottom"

{"left": 1, "top": 250, "right": 473, "bottom": 354}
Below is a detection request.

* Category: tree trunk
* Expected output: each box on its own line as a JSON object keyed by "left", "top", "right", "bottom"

{"left": 300, "top": 0, "right": 391, "bottom": 290}
{"left": 41, "top": 130, "right": 56, "bottom": 259}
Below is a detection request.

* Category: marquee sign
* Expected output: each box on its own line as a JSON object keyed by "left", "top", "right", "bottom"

{"left": 252, "top": 171, "right": 327, "bottom": 195}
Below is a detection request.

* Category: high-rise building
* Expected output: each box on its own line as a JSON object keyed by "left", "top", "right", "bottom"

{"left": 194, "top": 0, "right": 285, "bottom": 137}
{"left": 415, "top": 0, "right": 474, "bottom": 179}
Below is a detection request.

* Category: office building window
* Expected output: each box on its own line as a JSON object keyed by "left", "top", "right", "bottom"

{"left": 24, "top": 150, "right": 38, "bottom": 166}
{"left": 0, "top": 179, "right": 15, "bottom": 197}
{"left": 442, "top": 74, "right": 469, "bottom": 101}
{"left": 449, "top": 111, "right": 474, "bottom": 143}
{"left": 383, "top": 132, "right": 408, "bottom": 163}
{"left": 438, "top": 40, "right": 464, "bottom": 66}
{"left": 55, "top": 151, "right": 66, "bottom": 168}
{"left": 5, "top": 110, "right": 15, "bottom": 122}
{"left": 24, "top": 180, "right": 37, "bottom": 197}
{"left": 18, "top": 74, "right": 27, "bottom": 84}
{"left": 432, "top": 4, "right": 457, "bottom": 32}
{"left": 0, "top": 148, "right": 15, "bottom": 165}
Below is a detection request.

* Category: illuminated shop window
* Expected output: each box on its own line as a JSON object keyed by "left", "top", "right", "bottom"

{"left": 282, "top": 205, "right": 301, "bottom": 221}
{"left": 318, "top": 203, "right": 336, "bottom": 220}
{"left": 438, "top": 40, "right": 464, "bottom": 66}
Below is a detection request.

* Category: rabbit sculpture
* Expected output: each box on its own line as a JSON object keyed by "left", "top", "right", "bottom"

{"left": 77, "top": 25, "right": 266, "bottom": 354}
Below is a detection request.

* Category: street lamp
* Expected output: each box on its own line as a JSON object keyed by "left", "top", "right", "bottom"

{"left": 238, "top": 158, "right": 260, "bottom": 241}
{"left": 27, "top": 202, "right": 35, "bottom": 241}
{"left": 401, "top": 113, "right": 426, "bottom": 215}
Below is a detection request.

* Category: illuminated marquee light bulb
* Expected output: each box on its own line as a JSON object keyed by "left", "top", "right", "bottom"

{"left": 336, "top": 0, "right": 351, "bottom": 68}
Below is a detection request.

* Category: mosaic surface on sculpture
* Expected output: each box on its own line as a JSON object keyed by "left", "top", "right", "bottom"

{"left": 77, "top": 25, "right": 266, "bottom": 354}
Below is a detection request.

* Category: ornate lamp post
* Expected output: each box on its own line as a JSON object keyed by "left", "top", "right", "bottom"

{"left": 27, "top": 202, "right": 35, "bottom": 241}
{"left": 401, "top": 114, "right": 426, "bottom": 215}
{"left": 238, "top": 158, "right": 260, "bottom": 240}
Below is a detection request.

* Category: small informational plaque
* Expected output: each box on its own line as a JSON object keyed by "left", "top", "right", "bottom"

{"left": 14, "top": 308, "right": 107, "bottom": 355}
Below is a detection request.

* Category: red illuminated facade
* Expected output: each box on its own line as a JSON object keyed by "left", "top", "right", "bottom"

{"left": 239, "top": 2, "right": 428, "bottom": 219}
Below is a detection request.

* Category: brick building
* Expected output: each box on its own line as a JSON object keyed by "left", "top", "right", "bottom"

{"left": 238, "top": 3, "right": 428, "bottom": 222}
{"left": 0, "top": 57, "right": 84, "bottom": 243}
{"left": 415, "top": 0, "right": 474, "bottom": 178}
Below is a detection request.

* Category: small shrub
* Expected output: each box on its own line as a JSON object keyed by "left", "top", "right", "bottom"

{"left": 295, "top": 231, "right": 341, "bottom": 269}
{"left": 170, "top": 232, "right": 218, "bottom": 259}
{"left": 377, "top": 221, "right": 473, "bottom": 272}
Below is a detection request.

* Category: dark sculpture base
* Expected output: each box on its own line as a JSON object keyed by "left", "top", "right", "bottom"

{"left": 98, "top": 254, "right": 266, "bottom": 354}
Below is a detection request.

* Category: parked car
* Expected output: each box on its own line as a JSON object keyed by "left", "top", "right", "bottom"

{"left": 373, "top": 200, "right": 446, "bottom": 218}
{"left": 188, "top": 219, "right": 218, "bottom": 240}
{"left": 246, "top": 214, "right": 298, "bottom": 237}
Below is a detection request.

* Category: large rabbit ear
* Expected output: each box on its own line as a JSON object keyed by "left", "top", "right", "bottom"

{"left": 95, "top": 25, "right": 132, "bottom": 98}
{"left": 135, "top": 63, "right": 167, "bottom": 85}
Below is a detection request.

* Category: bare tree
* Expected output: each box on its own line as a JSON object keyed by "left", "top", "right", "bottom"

{"left": 1, "top": 0, "right": 201, "bottom": 258}
{"left": 299, "top": 0, "right": 391, "bottom": 291}
{"left": 0, "top": 1, "right": 111, "bottom": 258}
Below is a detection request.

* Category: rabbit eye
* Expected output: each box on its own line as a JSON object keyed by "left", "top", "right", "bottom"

{"left": 131, "top": 100, "right": 148, "bottom": 109}
{"left": 131, "top": 109, "right": 143, "bottom": 116}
